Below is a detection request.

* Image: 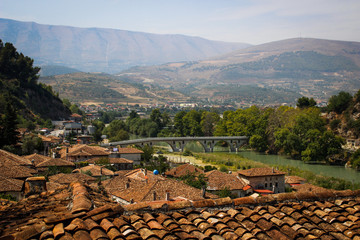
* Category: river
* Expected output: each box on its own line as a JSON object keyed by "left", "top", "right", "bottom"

{"left": 178, "top": 141, "right": 360, "bottom": 184}
{"left": 236, "top": 151, "right": 360, "bottom": 184}
{"left": 150, "top": 139, "right": 360, "bottom": 183}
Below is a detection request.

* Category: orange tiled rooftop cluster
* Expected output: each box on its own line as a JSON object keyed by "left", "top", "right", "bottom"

{"left": 0, "top": 181, "right": 360, "bottom": 239}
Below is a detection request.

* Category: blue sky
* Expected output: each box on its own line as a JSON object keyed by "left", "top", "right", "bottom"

{"left": 1, "top": 0, "right": 359, "bottom": 44}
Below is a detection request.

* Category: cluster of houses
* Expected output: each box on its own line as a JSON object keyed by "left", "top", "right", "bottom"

{"left": 0, "top": 142, "right": 310, "bottom": 205}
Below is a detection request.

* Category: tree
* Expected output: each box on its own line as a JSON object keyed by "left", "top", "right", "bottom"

{"left": 0, "top": 94, "right": 19, "bottom": 148}
{"left": 327, "top": 91, "right": 352, "bottom": 114}
{"left": 181, "top": 173, "right": 207, "bottom": 189}
{"left": 69, "top": 104, "right": 82, "bottom": 115}
{"left": 201, "top": 111, "right": 220, "bottom": 136}
{"left": 21, "top": 135, "right": 43, "bottom": 155}
{"left": 62, "top": 98, "right": 71, "bottom": 108}
{"left": 129, "top": 110, "right": 139, "bottom": 120}
{"left": 141, "top": 145, "right": 154, "bottom": 163}
{"left": 249, "top": 134, "right": 267, "bottom": 152}
{"left": 92, "top": 120, "right": 105, "bottom": 142}
{"left": 182, "top": 110, "right": 203, "bottom": 136}
{"left": 102, "top": 120, "right": 129, "bottom": 141}
{"left": 150, "top": 108, "right": 163, "bottom": 129}
{"left": 296, "top": 97, "right": 316, "bottom": 108}
{"left": 174, "top": 111, "right": 187, "bottom": 136}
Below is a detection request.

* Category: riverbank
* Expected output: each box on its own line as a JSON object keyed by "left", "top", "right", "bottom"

{"left": 162, "top": 151, "right": 360, "bottom": 190}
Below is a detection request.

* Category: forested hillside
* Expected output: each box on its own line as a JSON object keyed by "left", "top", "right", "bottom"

{"left": 0, "top": 39, "right": 71, "bottom": 145}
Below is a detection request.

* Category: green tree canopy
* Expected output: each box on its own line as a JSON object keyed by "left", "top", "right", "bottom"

{"left": 327, "top": 91, "right": 352, "bottom": 114}
{"left": 296, "top": 97, "right": 316, "bottom": 108}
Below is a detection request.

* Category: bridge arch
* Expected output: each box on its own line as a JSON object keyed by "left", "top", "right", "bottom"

{"left": 105, "top": 136, "right": 248, "bottom": 153}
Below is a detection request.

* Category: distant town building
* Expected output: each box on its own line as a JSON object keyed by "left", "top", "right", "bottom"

{"left": 165, "top": 163, "right": 204, "bottom": 178}
{"left": 110, "top": 147, "right": 143, "bottom": 165}
{"left": 237, "top": 167, "right": 286, "bottom": 194}
{"left": 59, "top": 144, "right": 109, "bottom": 162}
{"left": 205, "top": 170, "right": 249, "bottom": 198}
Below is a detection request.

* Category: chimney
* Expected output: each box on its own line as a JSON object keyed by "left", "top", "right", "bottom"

{"left": 153, "top": 191, "right": 157, "bottom": 201}
{"left": 125, "top": 182, "right": 130, "bottom": 189}
{"left": 24, "top": 177, "right": 47, "bottom": 197}
{"left": 66, "top": 147, "right": 69, "bottom": 160}
{"left": 165, "top": 191, "right": 170, "bottom": 201}
{"left": 272, "top": 167, "right": 275, "bottom": 173}
{"left": 202, "top": 186, "right": 206, "bottom": 198}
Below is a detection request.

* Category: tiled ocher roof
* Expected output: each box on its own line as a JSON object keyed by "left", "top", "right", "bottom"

{"left": 86, "top": 157, "right": 133, "bottom": 164}
{"left": 0, "top": 177, "right": 23, "bottom": 192}
{"left": 59, "top": 144, "right": 109, "bottom": 158}
{"left": 2, "top": 180, "right": 360, "bottom": 239}
{"left": 48, "top": 173, "right": 96, "bottom": 185}
{"left": 36, "top": 158, "right": 75, "bottom": 168}
{"left": 205, "top": 170, "right": 247, "bottom": 191}
{"left": 0, "top": 162, "right": 35, "bottom": 179}
{"left": 238, "top": 167, "right": 287, "bottom": 177}
{"left": 116, "top": 147, "right": 144, "bottom": 154}
{"left": 165, "top": 163, "right": 204, "bottom": 178}
{"left": 24, "top": 153, "right": 51, "bottom": 166}
{"left": 0, "top": 149, "right": 32, "bottom": 166}
{"left": 73, "top": 165, "right": 115, "bottom": 177}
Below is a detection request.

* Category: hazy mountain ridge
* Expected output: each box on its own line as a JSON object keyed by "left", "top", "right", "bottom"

{"left": 0, "top": 18, "right": 250, "bottom": 73}
{"left": 120, "top": 38, "right": 360, "bottom": 105}
{"left": 39, "top": 72, "right": 191, "bottom": 105}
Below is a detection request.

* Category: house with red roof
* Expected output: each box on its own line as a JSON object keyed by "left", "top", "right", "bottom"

{"left": 237, "top": 167, "right": 286, "bottom": 194}
{"left": 165, "top": 163, "right": 203, "bottom": 178}
{"left": 205, "top": 170, "right": 250, "bottom": 198}
{"left": 110, "top": 147, "right": 143, "bottom": 165}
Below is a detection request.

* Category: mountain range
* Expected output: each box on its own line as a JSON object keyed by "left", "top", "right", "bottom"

{"left": 0, "top": 18, "right": 250, "bottom": 73}
{"left": 120, "top": 38, "right": 360, "bottom": 105}
{"left": 2, "top": 18, "right": 360, "bottom": 106}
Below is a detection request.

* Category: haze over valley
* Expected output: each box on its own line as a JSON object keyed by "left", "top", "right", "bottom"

{"left": 1, "top": 16, "right": 360, "bottom": 106}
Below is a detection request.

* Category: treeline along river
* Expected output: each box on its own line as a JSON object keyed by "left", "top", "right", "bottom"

{"left": 179, "top": 141, "right": 360, "bottom": 184}
{"left": 236, "top": 151, "right": 360, "bottom": 184}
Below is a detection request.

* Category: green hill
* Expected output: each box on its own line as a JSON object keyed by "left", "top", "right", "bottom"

{"left": 0, "top": 40, "right": 71, "bottom": 121}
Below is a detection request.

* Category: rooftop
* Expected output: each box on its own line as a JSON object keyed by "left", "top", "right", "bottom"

{"left": 0, "top": 177, "right": 23, "bottom": 192}
{"left": 24, "top": 153, "right": 51, "bottom": 166}
{"left": 48, "top": 173, "right": 96, "bottom": 185}
{"left": 73, "top": 165, "right": 115, "bottom": 177}
{"left": 1, "top": 181, "right": 359, "bottom": 239}
{"left": 59, "top": 144, "right": 110, "bottom": 158}
{"left": 86, "top": 157, "right": 133, "bottom": 165}
{"left": 238, "top": 167, "right": 287, "bottom": 177}
{"left": 36, "top": 158, "right": 75, "bottom": 168}
{"left": 115, "top": 147, "right": 144, "bottom": 154}
{"left": 0, "top": 149, "right": 32, "bottom": 166}
{"left": 205, "top": 170, "right": 247, "bottom": 191}
{"left": 165, "top": 163, "right": 204, "bottom": 178}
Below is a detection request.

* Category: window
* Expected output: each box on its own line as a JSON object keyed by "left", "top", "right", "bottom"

{"left": 270, "top": 183, "right": 273, "bottom": 188}
{"left": 275, "top": 182, "right": 278, "bottom": 187}
{"left": 265, "top": 183, "right": 267, "bottom": 188}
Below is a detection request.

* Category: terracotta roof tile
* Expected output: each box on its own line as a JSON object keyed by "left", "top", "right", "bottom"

{"left": 238, "top": 167, "right": 286, "bottom": 177}
{"left": 205, "top": 170, "right": 247, "bottom": 191}
{"left": 73, "top": 165, "right": 114, "bottom": 177}
{"left": 49, "top": 173, "right": 96, "bottom": 185}
{"left": 0, "top": 177, "right": 23, "bottom": 192}
{"left": 2, "top": 181, "right": 360, "bottom": 239}
{"left": 116, "top": 147, "right": 144, "bottom": 154}
{"left": 59, "top": 144, "right": 109, "bottom": 159}
{"left": 24, "top": 153, "right": 51, "bottom": 166}
{"left": 87, "top": 157, "right": 133, "bottom": 164}
{"left": 0, "top": 149, "right": 32, "bottom": 166}
{"left": 165, "top": 163, "right": 204, "bottom": 178}
{"left": 0, "top": 162, "right": 35, "bottom": 179}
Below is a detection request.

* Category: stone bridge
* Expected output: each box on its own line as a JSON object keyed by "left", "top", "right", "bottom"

{"left": 102, "top": 136, "right": 248, "bottom": 153}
